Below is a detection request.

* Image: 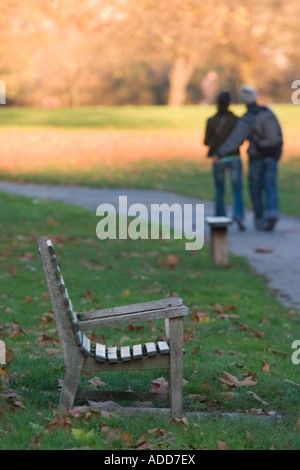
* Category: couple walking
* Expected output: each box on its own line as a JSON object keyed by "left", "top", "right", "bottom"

{"left": 204, "top": 85, "right": 283, "bottom": 231}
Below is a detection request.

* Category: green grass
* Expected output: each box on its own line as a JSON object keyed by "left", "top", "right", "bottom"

{"left": 0, "top": 105, "right": 299, "bottom": 217}
{"left": 0, "top": 192, "right": 300, "bottom": 450}
{"left": 0, "top": 104, "right": 299, "bottom": 130}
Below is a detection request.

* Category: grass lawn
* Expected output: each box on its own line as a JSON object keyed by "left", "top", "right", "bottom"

{"left": 0, "top": 192, "right": 300, "bottom": 450}
{"left": 0, "top": 105, "right": 299, "bottom": 217}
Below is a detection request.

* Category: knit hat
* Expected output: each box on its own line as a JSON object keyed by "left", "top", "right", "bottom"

{"left": 239, "top": 85, "right": 257, "bottom": 105}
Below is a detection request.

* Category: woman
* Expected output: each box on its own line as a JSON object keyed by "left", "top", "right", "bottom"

{"left": 204, "top": 91, "right": 245, "bottom": 231}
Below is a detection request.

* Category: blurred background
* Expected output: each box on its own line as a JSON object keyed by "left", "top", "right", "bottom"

{"left": 1, "top": 0, "right": 299, "bottom": 107}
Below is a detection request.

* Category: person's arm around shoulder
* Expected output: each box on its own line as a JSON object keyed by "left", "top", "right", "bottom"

{"left": 215, "top": 112, "right": 253, "bottom": 158}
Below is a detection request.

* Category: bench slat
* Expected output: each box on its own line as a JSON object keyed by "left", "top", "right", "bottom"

{"left": 78, "top": 297, "right": 183, "bottom": 321}
{"left": 76, "top": 330, "right": 83, "bottom": 346}
{"left": 80, "top": 334, "right": 91, "bottom": 356}
{"left": 51, "top": 255, "right": 58, "bottom": 268}
{"left": 157, "top": 341, "right": 170, "bottom": 355}
{"left": 95, "top": 343, "right": 106, "bottom": 362}
{"left": 145, "top": 342, "right": 157, "bottom": 356}
{"left": 46, "top": 240, "right": 55, "bottom": 255}
{"left": 120, "top": 346, "right": 131, "bottom": 362}
{"left": 58, "top": 277, "right": 65, "bottom": 293}
{"left": 132, "top": 344, "right": 143, "bottom": 360}
{"left": 107, "top": 346, "right": 118, "bottom": 362}
{"left": 54, "top": 265, "right": 61, "bottom": 280}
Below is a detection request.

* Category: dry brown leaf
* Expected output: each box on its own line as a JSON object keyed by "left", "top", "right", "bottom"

{"left": 254, "top": 248, "right": 273, "bottom": 253}
{"left": 250, "top": 329, "right": 265, "bottom": 338}
{"left": 284, "top": 379, "right": 300, "bottom": 388}
{"left": 29, "top": 432, "right": 41, "bottom": 450}
{"left": 219, "top": 371, "right": 257, "bottom": 388}
{"left": 48, "top": 416, "right": 72, "bottom": 430}
{"left": 88, "top": 377, "right": 107, "bottom": 388}
{"left": 168, "top": 416, "right": 189, "bottom": 427}
{"left": 45, "top": 348, "right": 60, "bottom": 357}
{"left": 150, "top": 377, "right": 168, "bottom": 393}
{"left": 262, "top": 363, "right": 270, "bottom": 373}
{"left": 217, "top": 440, "right": 229, "bottom": 450}
{"left": 247, "top": 391, "right": 268, "bottom": 407}
{"left": 163, "top": 254, "right": 180, "bottom": 269}
{"left": 121, "top": 431, "right": 133, "bottom": 442}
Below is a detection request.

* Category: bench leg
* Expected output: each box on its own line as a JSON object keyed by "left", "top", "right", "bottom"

{"left": 168, "top": 317, "right": 183, "bottom": 415}
{"left": 210, "top": 227, "right": 229, "bottom": 265}
{"left": 59, "top": 357, "right": 85, "bottom": 411}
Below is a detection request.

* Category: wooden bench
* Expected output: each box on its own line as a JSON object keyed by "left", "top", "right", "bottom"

{"left": 38, "top": 237, "right": 189, "bottom": 414}
{"left": 205, "top": 216, "right": 232, "bottom": 266}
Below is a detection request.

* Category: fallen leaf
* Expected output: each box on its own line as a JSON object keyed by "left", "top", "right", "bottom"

{"left": 217, "top": 440, "right": 229, "bottom": 450}
{"left": 163, "top": 254, "right": 180, "bottom": 269}
{"left": 168, "top": 416, "right": 189, "bottom": 426}
{"left": 247, "top": 391, "right": 268, "bottom": 407}
{"left": 150, "top": 377, "right": 168, "bottom": 393}
{"left": 254, "top": 248, "right": 273, "bottom": 253}
{"left": 219, "top": 371, "right": 257, "bottom": 388}
{"left": 45, "top": 348, "right": 60, "bottom": 357}
{"left": 284, "top": 379, "right": 300, "bottom": 388}
{"left": 29, "top": 432, "right": 41, "bottom": 450}
{"left": 88, "top": 377, "right": 107, "bottom": 388}
{"left": 250, "top": 329, "right": 265, "bottom": 338}
{"left": 262, "top": 363, "right": 270, "bottom": 373}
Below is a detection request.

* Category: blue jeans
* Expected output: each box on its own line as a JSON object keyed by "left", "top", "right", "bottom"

{"left": 249, "top": 157, "right": 279, "bottom": 227}
{"left": 213, "top": 158, "right": 244, "bottom": 220}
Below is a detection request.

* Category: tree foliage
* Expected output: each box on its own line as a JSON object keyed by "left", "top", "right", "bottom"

{"left": 0, "top": 0, "right": 299, "bottom": 106}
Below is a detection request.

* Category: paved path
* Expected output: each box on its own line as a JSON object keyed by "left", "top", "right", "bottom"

{"left": 0, "top": 181, "right": 299, "bottom": 312}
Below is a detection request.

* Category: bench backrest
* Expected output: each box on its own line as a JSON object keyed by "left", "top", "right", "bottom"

{"left": 38, "top": 237, "right": 82, "bottom": 362}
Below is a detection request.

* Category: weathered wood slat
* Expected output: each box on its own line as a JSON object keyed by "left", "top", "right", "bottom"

{"left": 58, "top": 277, "right": 65, "bottom": 293}
{"left": 51, "top": 255, "right": 58, "bottom": 268}
{"left": 157, "top": 341, "right": 170, "bottom": 355}
{"left": 46, "top": 240, "right": 55, "bottom": 255}
{"left": 78, "top": 297, "right": 183, "bottom": 321}
{"left": 132, "top": 344, "right": 143, "bottom": 360}
{"left": 83, "top": 353, "right": 170, "bottom": 372}
{"left": 80, "top": 334, "right": 91, "bottom": 356}
{"left": 77, "top": 306, "right": 189, "bottom": 330}
{"left": 95, "top": 343, "right": 106, "bottom": 362}
{"left": 76, "top": 390, "right": 169, "bottom": 403}
{"left": 107, "top": 346, "right": 118, "bottom": 362}
{"left": 145, "top": 342, "right": 157, "bottom": 356}
{"left": 120, "top": 346, "right": 131, "bottom": 361}
{"left": 54, "top": 265, "right": 61, "bottom": 280}
{"left": 76, "top": 330, "right": 83, "bottom": 346}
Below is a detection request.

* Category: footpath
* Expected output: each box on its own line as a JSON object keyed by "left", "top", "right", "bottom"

{"left": 0, "top": 181, "right": 299, "bottom": 312}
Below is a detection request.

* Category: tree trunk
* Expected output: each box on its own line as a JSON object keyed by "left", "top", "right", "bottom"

{"left": 167, "top": 54, "right": 196, "bottom": 106}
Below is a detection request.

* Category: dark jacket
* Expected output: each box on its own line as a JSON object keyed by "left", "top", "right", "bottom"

{"left": 204, "top": 111, "right": 240, "bottom": 157}
{"left": 216, "top": 104, "right": 283, "bottom": 160}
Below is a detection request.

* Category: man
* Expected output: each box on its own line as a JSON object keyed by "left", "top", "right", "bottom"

{"left": 214, "top": 85, "right": 283, "bottom": 231}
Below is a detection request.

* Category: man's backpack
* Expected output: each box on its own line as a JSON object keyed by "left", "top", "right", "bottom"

{"left": 251, "top": 106, "right": 283, "bottom": 159}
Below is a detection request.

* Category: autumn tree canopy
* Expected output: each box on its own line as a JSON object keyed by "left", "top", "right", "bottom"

{"left": 0, "top": 0, "right": 299, "bottom": 106}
